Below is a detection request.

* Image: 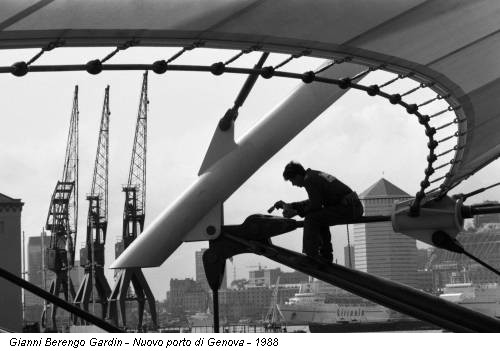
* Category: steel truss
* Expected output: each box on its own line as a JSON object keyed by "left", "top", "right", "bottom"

{"left": 107, "top": 72, "right": 157, "bottom": 330}
{"left": 42, "top": 86, "right": 79, "bottom": 330}
{"left": 74, "top": 86, "right": 111, "bottom": 323}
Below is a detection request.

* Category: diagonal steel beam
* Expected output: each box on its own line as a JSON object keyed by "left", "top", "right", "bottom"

{"left": 0, "top": 265, "right": 122, "bottom": 332}
{"left": 222, "top": 232, "right": 500, "bottom": 333}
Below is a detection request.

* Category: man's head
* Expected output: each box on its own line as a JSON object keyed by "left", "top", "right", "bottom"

{"left": 283, "top": 161, "right": 306, "bottom": 187}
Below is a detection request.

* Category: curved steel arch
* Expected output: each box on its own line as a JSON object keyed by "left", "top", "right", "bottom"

{"left": 1, "top": 0, "right": 498, "bottom": 193}
{"left": 2, "top": 0, "right": 500, "bottom": 267}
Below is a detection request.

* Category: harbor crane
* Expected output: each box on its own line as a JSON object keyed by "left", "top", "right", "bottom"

{"left": 263, "top": 276, "right": 285, "bottom": 332}
{"left": 42, "top": 86, "right": 79, "bottom": 331}
{"left": 107, "top": 72, "right": 157, "bottom": 330}
{"left": 74, "top": 86, "right": 111, "bottom": 323}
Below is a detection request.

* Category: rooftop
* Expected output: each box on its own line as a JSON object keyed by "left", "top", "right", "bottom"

{"left": 359, "top": 178, "right": 411, "bottom": 199}
{"left": 0, "top": 193, "right": 23, "bottom": 207}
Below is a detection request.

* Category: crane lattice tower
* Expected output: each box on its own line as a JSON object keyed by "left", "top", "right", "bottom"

{"left": 74, "top": 86, "right": 111, "bottom": 323}
{"left": 42, "top": 86, "right": 79, "bottom": 331}
{"left": 107, "top": 72, "right": 157, "bottom": 330}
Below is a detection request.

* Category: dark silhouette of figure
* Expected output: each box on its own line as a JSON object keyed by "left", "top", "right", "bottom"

{"left": 275, "top": 161, "right": 363, "bottom": 263}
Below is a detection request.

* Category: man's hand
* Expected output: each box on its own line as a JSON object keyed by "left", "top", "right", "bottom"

{"left": 274, "top": 200, "right": 286, "bottom": 209}
{"left": 268, "top": 200, "right": 287, "bottom": 213}
{"left": 282, "top": 204, "right": 298, "bottom": 218}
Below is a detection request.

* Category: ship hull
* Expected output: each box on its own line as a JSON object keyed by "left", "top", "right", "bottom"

{"left": 279, "top": 303, "right": 390, "bottom": 325}
{"left": 309, "top": 320, "right": 439, "bottom": 333}
{"left": 440, "top": 283, "right": 500, "bottom": 319}
{"left": 455, "top": 302, "right": 500, "bottom": 318}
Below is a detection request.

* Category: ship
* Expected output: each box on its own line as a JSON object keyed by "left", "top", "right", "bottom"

{"left": 187, "top": 309, "right": 213, "bottom": 328}
{"left": 279, "top": 281, "right": 437, "bottom": 332}
{"left": 439, "top": 282, "right": 500, "bottom": 318}
{"left": 279, "top": 291, "right": 392, "bottom": 325}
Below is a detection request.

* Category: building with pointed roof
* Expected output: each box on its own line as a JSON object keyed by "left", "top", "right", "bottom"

{"left": 359, "top": 178, "right": 410, "bottom": 199}
{"left": 0, "top": 192, "right": 24, "bottom": 331}
{"left": 353, "top": 179, "right": 418, "bottom": 289}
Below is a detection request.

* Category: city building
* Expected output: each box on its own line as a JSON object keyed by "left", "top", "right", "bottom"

{"left": 431, "top": 261, "right": 459, "bottom": 291}
{"left": 218, "top": 285, "right": 298, "bottom": 322}
{"left": 279, "top": 270, "right": 310, "bottom": 285}
{"left": 472, "top": 201, "right": 500, "bottom": 228}
{"left": 431, "top": 228, "right": 500, "bottom": 289}
{"left": 248, "top": 267, "right": 280, "bottom": 287}
{"left": 166, "top": 278, "right": 208, "bottom": 316}
{"left": 414, "top": 249, "right": 433, "bottom": 292}
{"left": 353, "top": 179, "right": 418, "bottom": 287}
{"left": 165, "top": 248, "right": 308, "bottom": 323}
{"left": 0, "top": 193, "right": 24, "bottom": 331}
{"left": 166, "top": 265, "right": 305, "bottom": 322}
{"left": 115, "top": 239, "right": 124, "bottom": 258}
{"left": 25, "top": 235, "right": 53, "bottom": 322}
{"left": 195, "top": 248, "right": 227, "bottom": 291}
{"left": 248, "top": 267, "right": 309, "bottom": 287}
{"left": 416, "top": 248, "right": 430, "bottom": 270}
{"left": 25, "top": 234, "right": 83, "bottom": 324}
{"left": 26, "top": 236, "right": 53, "bottom": 303}
{"left": 414, "top": 269, "right": 433, "bottom": 292}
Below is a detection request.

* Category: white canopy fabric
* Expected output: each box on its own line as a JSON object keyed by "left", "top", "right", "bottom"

{"left": 1, "top": 0, "right": 499, "bottom": 192}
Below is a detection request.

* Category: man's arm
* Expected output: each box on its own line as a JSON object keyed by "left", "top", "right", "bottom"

{"left": 288, "top": 180, "right": 323, "bottom": 217}
{"left": 273, "top": 176, "right": 323, "bottom": 217}
{"left": 302, "top": 184, "right": 323, "bottom": 215}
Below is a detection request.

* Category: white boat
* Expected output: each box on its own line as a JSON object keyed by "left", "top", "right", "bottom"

{"left": 439, "top": 283, "right": 500, "bottom": 318}
{"left": 187, "top": 310, "right": 213, "bottom": 327}
{"left": 278, "top": 282, "right": 392, "bottom": 325}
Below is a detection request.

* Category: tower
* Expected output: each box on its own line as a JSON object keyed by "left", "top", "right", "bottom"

{"left": 107, "top": 72, "right": 157, "bottom": 330}
{"left": 344, "top": 244, "right": 355, "bottom": 268}
{"left": 42, "top": 86, "right": 79, "bottom": 330}
{"left": 195, "top": 249, "right": 209, "bottom": 291}
{"left": 74, "top": 86, "right": 111, "bottom": 322}
{"left": 353, "top": 178, "right": 418, "bottom": 287}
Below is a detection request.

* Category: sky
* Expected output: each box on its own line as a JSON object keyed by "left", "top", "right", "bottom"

{"left": 2, "top": 46, "right": 500, "bottom": 299}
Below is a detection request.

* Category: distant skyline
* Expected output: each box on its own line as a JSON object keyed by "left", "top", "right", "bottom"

{"left": 2, "top": 46, "right": 500, "bottom": 298}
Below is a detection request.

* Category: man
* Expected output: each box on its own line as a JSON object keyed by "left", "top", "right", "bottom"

{"left": 274, "top": 161, "right": 363, "bottom": 263}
